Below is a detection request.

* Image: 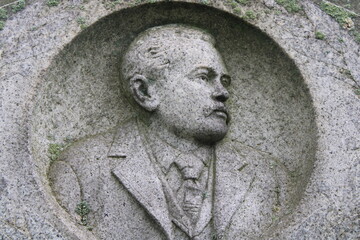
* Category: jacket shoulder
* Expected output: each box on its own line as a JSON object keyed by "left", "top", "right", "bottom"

{"left": 217, "top": 139, "right": 293, "bottom": 238}
{"left": 48, "top": 129, "right": 114, "bottom": 214}
{"left": 48, "top": 119, "right": 138, "bottom": 215}
{"left": 218, "top": 139, "right": 290, "bottom": 175}
{"left": 59, "top": 118, "right": 138, "bottom": 170}
{"left": 217, "top": 139, "right": 291, "bottom": 207}
{"left": 61, "top": 130, "right": 115, "bottom": 168}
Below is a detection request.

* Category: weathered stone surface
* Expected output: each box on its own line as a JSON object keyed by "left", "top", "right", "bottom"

{"left": 0, "top": 0, "right": 359, "bottom": 239}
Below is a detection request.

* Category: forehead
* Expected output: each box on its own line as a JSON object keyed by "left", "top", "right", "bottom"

{"left": 171, "top": 40, "right": 227, "bottom": 73}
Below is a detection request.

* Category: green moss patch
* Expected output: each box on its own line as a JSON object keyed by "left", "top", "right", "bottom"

{"left": 315, "top": 31, "right": 326, "bottom": 40}
{"left": 11, "top": 0, "right": 26, "bottom": 13}
{"left": 48, "top": 143, "right": 64, "bottom": 162}
{"left": 226, "top": 0, "right": 248, "bottom": 9}
{"left": 320, "top": 1, "right": 357, "bottom": 29}
{"left": 0, "top": 8, "right": 8, "bottom": 20}
{"left": 244, "top": 10, "right": 256, "bottom": 20}
{"left": 76, "top": 201, "right": 91, "bottom": 226}
{"left": 46, "top": 0, "right": 60, "bottom": 7}
{"left": 235, "top": 0, "right": 249, "bottom": 4}
{"left": 352, "top": 31, "right": 360, "bottom": 43}
{"left": 76, "top": 17, "right": 87, "bottom": 29}
{"left": 0, "top": 20, "right": 4, "bottom": 30}
{"left": 354, "top": 87, "right": 360, "bottom": 96}
{"left": 234, "top": 7, "right": 241, "bottom": 14}
{"left": 275, "top": 0, "right": 302, "bottom": 13}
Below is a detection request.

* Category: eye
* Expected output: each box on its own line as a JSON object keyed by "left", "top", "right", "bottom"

{"left": 197, "top": 74, "right": 209, "bottom": 82}
{"left": 221, "top": 76, "right": 231, "bottom": 87}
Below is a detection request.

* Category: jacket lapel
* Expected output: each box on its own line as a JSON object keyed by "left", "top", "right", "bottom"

{"left": 108, "top": 120, "right": 173, "bottom": 240}
{"left": 213, "top": 140, "right": 255, "bottom": 238}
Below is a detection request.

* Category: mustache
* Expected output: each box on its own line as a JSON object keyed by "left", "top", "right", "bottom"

{"left": 203, "top": 105, "right": 231, "bottom": 124}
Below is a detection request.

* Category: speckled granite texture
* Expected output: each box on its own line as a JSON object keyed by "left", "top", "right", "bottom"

{"left": 0, "top": 0, "right": 359, "bottom": 239}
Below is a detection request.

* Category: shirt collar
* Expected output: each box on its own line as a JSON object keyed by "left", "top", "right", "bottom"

{"left": 149, "top": 133, "right": 211, "bottom": 175}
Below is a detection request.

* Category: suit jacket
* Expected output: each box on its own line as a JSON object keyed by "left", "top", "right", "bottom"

{"left": 49, "top": 119, "right": 290, "bottom": 240}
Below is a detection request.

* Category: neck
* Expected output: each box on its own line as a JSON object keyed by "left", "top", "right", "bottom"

{"left": 145, "top": 117, "right": 212, "bottom": 156}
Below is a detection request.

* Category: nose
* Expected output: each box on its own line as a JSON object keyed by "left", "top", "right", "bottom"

{"left": 212, "top": 83, "right": 229, "bottom": 102}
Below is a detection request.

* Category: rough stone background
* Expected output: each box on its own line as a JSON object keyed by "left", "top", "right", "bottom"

{"left": 0, "top": 0, "right": 359, "bottom": 239}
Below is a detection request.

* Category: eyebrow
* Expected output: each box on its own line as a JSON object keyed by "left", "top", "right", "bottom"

{"left": 188, "top": 66, "right": 229, "bottom": 77}
{"left": 188, "top": 66, "right": 212, "bottom": 75}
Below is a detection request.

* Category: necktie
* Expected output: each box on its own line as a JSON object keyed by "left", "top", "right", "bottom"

{"left": 178, "top": 162, "right": 208, "bottom": 224}
{"left": 182, "top": 177, "right": 203, "bottom": 223}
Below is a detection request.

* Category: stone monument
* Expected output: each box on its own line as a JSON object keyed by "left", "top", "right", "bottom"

{"left": 48, "top": 24, "right": 290, "bottom": 239}
{"left": 0, "top": 0, "right": 359, "bottom": 239}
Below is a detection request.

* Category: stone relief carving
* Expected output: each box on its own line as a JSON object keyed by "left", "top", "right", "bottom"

{"left": 48, "top": 24, "right": 290, "bottom": 239}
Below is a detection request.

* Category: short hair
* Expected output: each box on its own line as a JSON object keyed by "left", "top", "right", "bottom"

{"left": 121, "top": 24, "right": 216, "bottom": 83}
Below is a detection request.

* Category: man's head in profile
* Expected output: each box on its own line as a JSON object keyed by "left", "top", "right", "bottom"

{"left": 121, "top": 24, "right": 231, "bottom": 145}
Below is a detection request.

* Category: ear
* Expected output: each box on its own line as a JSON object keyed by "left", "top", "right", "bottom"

{"left": 129, "top": 74, "right": 159, "bottom": 112}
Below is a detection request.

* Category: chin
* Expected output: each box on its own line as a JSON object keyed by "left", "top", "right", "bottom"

{"left": 195, "top": 124, "right": 228, "bottom": 145}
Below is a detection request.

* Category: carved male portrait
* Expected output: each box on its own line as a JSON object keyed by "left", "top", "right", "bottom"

{"left": 49, "top": 24, "right": 289, "bottom": 239}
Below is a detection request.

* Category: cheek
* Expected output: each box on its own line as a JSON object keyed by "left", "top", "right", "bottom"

{"left": 164, "top": 80, "right": 212, "bottom": 113}
{"left": 178, "top": 81, "right": 211, "bottom": 97}
{"left": 178, "top": 89, "right": 206, "bottom": 109}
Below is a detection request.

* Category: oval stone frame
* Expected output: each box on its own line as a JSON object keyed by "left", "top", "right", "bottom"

{"left": 30, "top": 2, "right": 317, "bottom": 239}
